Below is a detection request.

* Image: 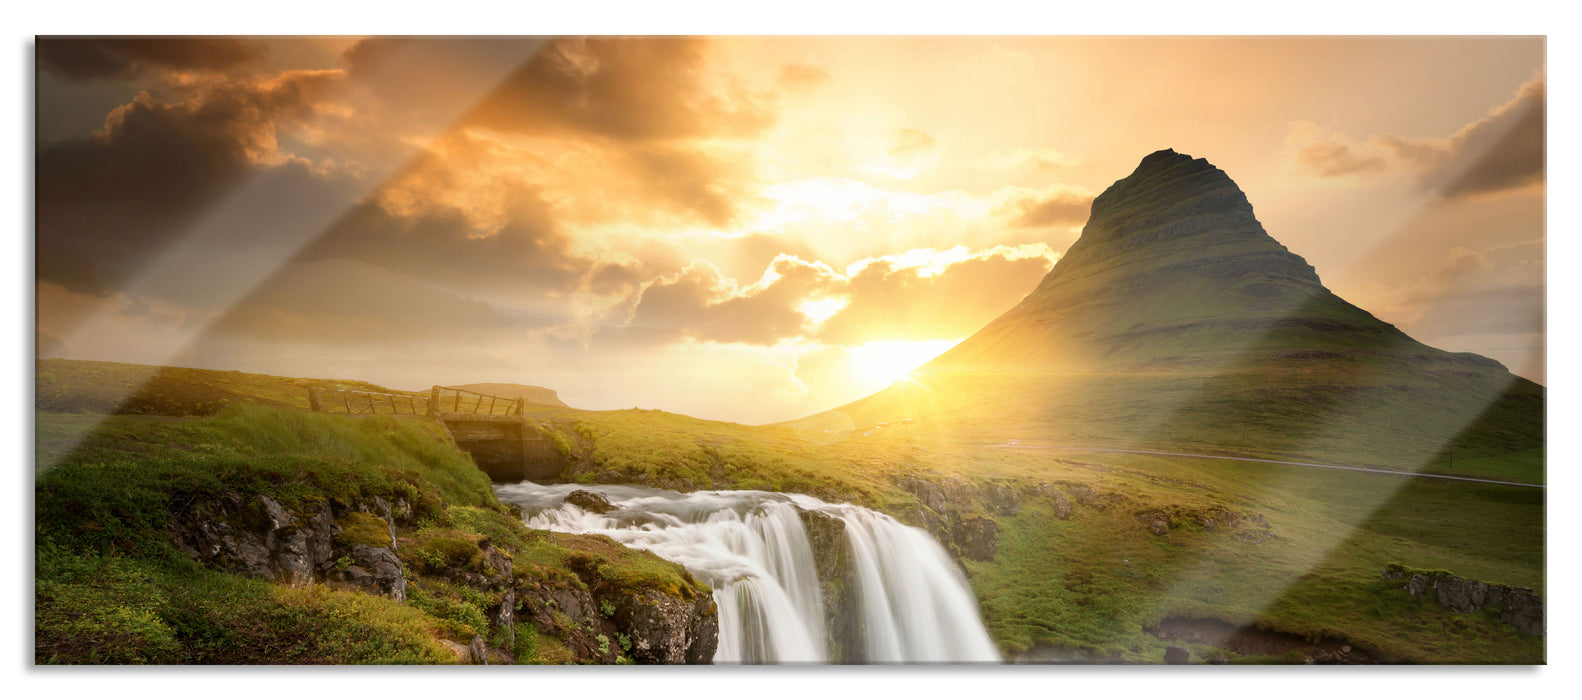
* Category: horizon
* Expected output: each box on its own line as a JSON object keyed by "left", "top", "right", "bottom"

{"left": 35, "top": 37, "right": 1545, "bottom": 424}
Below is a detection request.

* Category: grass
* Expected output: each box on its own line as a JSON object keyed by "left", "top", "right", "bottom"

{"left": 35, "top": 400, "right": 707, "bottom": 665}
{"left": 36, "top": 358, "right": 420, "bottom": 415}
{"left": 34, "top": 358, "right": 1543, "bottom": 664}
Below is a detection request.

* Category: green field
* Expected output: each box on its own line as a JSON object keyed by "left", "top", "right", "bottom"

{"left": 34, "top": 359, "right": 1544, "bottom": 664}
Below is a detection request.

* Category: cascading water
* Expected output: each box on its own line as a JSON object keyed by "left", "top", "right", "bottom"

{"left": 494, "top": 481, "right": 1001, "bottom": 664}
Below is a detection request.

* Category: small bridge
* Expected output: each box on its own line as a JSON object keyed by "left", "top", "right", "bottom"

{"left": 307, "top": 384, "right": 566, "bottom": 483}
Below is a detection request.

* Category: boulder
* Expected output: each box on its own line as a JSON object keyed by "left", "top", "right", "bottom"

{"left": 953, "top": 517, "right": 998, "bottom": 561}
{"left": 326, "top": 543, "right": 407, "bottom": 601}
{"left": 1502, "top": 588, "right": 1545, "bottom": 637}
{"left": 169, "top": 492, "right": 336, "bottom": 587}
{"left": 607, "top": 589, "right": 719, "bottom": 664}
{"left": 985, "top": 482, "right": 1021, "bottom": 516}
{"left": 565, "top": 490, "right": 616, "bottom": 514}
{"left": 1051, "top": 490, "right": 1072, "bottom": 520}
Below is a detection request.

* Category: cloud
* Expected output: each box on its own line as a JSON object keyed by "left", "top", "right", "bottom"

{"left": 889, "top": 128, "right": 938, "bottom": 158}
{"left": 621, "top": 258, "right": 836, "bottom": 346}
{"left": 35, "top": 70, "right": 352, "bottom": 297}
{"left": 1395, "top": 240, "right": 1545, "bottom": 339}
{"left": 818, "top": 246, "right": 1057, "bottom": 344}
{"left": 777, "top": 63, "right": 830, "bottom": 90}
{"left": 460, "top": 37, "right": 775, "bottom": 143}
{"left": 38, "top": 37, "right": 267, "bottom": 81}
{"left": 997, "top": 185, "right": 1096, "bottom": 228}
{"left": 1417, "top": 79, "right": 1545, "bottom": 198}
{"left": 1284, "top": 122, "right": 1389, "bottom": 177}
{"left": 1285, "top": 78, "right": 1545, "bottom": 198}
{"left": 617, "top": 245, "right": 1058, "bottom": 347}
{"left": 211, "top": 258, "right": 537, "bottom": 344}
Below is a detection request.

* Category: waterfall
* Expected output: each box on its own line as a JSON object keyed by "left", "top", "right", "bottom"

{"left": 495, "top": 482, "right": 1001, "bottom": 664}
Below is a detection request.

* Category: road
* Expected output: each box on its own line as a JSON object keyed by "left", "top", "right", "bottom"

{"left": 994, "top": 443, "right": 1545, "bottom": 489}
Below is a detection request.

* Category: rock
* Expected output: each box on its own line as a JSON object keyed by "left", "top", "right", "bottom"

{"left": 940, "top": 477, "right": 979, "bottom": 510}
{"left": 1435, "top": 575, "right": 1494, "bottom": 613}
{"left": 327, "top": 543, "right": 407, "bottom": 601}
{"left": 606, "top": 589, "right": 718, "bottom": 664}
{"left": 1404, "top": 573, "right": 1433, "bottom": 598}
{"left": 1051, "top": 490, "right": 1072, "bottom": 520}
{"left": 469, "top": 636, "right": 490, "bottom": 665}
{"left": 953, "top": 517, "right": 998, "bottom": 561}
{"left": 1385, "top": 566, "right": 1545, "bottom": 637}
{"left": 1164, "top": 644, "right": 1189, "bottom": 664}
{"left": 985, "top": 482, "right": 1021, "bottom": 516}
{"left": 1340, "top": 645, "right": 1352, "bottom": 654}
{"left": 1501, "top": 588, "right": 1545, "bottom": 637}
{"left": 169, "top": 492, "right": 336, "bottom": 587}
{"left": 797, "top": 508, "right": 857, "bottom": 660}
{"left": 565, "top": 490, "right": 616, "bottom": 514}
{"left": 1148, "top": 519, "right": 1169, "bottom": 536}
{"left": 900, "top": 478, "right": 949, "bottom": 513}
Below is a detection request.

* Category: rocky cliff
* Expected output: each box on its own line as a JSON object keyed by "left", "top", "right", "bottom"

{"left": 166, "top": 487, "right": 716, "bottom": 664}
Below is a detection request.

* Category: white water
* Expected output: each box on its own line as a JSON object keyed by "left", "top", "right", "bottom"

{"left": 494, "top": 481, "right": 1001, "bottom": 664}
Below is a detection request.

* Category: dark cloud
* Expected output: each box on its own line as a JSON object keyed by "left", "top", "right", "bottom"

{"left": 619, "top": 144, "right": 755, "bottom": 227}
{"left": 341, "top": 38, "right": 547, "bottom": 127}
{"left": 300, "top": 194, "right": 588, "bottom": 300}
{"left": 622, "top": 259, "right": 834, "bottom": 346}
{"left": 38, "top": 38, "right": 267, "bottom": 81}
{"left": 211, "top": 258, "right": 538, "bottom": 344}
{"left": 1291, "top": 78, "right": 1544, "bottom": 198}
{"left": 1000, "top": 188, "right": 1096, "bottom": 228}
{"left": 1426, "top": 80, "right": 1545, "bottom": 198}
{"left": 462, "top": 37, "right": 775, "bottom": 143}
{"left": 35, "top": 71, "right": 349, "bottom": 298}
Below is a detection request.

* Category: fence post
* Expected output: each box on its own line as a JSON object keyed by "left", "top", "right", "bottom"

{"left": 308, "top": 387, "right": 322, "bottom": 412}
{"left": 429, "top": 386, "right": 441, "bottom": 414}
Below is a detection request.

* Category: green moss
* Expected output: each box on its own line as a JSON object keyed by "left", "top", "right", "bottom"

{"left": 334, "top": 512, "right": 392, "bottom": 548}
{"left": 403, "top": 530, "right": 486, "bottom": 575}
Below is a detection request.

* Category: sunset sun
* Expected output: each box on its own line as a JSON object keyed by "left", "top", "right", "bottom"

{"left": 847, "top": 338, "right": 959, "bottom": 385}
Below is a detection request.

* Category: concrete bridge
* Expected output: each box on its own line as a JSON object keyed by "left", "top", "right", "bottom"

{"left": 307, "top": 384, "right": 567, "bottom": 483}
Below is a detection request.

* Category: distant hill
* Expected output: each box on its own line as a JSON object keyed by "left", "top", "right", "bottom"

{"left": 450, "top": 383, "right": 569, "bottom": 408}
{"left": 35, "top": 358, "right": 412, "bottom": 416}
{"left": 834, "top": 149, "right": 1543, "bottom": 474}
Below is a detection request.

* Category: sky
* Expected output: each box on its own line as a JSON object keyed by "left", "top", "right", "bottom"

{"left": 33, "top": 36, "right": 1546, "bottom": 425}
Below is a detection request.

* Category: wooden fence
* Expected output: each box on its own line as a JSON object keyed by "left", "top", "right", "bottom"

{"left": 307, "top": 385, "right": 526, "bottom": 417}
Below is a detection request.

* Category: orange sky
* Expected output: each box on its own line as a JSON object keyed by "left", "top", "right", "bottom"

{"left": 34, "top": 37, "right": 1545, "bottom": 424}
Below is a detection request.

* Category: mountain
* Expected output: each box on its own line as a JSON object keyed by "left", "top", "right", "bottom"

{"left": 450, "top": 382, "right": 569, "bottom": 408}
{"left": 835, "top": 150, "right": 1543, "bottom": 473}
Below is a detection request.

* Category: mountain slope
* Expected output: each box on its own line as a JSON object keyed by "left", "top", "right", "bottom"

{"left": 836, "top": 150, "right": 1542, "bottom": 474}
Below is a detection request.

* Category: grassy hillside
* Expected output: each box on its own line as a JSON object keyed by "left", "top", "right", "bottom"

{"left": 35, "top": 403, "right": 706, "bottom": 664}
{"left": 35, "top": 358, "right": 1543, "bottom": 663}
{"left": 518, "top": 403, "right": 1544, "bottom": 662}
{"left": 36, "top": 358, "right": 421, "bottom": 416}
